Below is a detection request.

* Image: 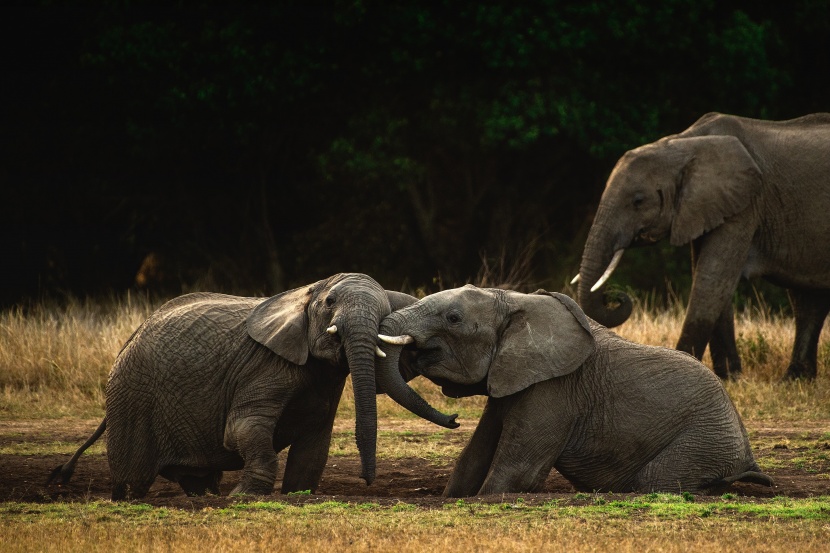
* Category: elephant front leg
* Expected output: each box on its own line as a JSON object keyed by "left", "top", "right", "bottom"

{"left": 475, "top": 392, "right": 571, "bottom": 496}
{"left": 678, "top": 228, "right": 752, "bottom": 362}
{"left": 280, "top": 381, "right": 345, "bottom": 494}
{"left": 443, "top": 400, "right": 503, "bottom": 498}
{"left": 225, "top": 414, "right": 280, "bottom": 495}
{"left": 783, "top": 288, "right": 830, "bottom": 381}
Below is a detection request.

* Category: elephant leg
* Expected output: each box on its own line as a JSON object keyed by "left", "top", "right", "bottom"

{"left": 709, "top": 303, "right": 742, "bottom": 380}
{"left": 475, "top": 393, "right": 570, "bottom": 496}
{"left": 108, "top": 428, "right": 158, "bottom": 500}
{"left": 281, "top": 428, "right": 332, "bottom": 494}
{"left": 783, "top": 288, "right": 830, "bottom": 381}
{"left": 280, "top": 382, "right": 345, "bottom": 494}
{"left": 225, "top": 414, "right": 280, "bottom": 496}
{"left": 443, "top": 399, "right": 503, "bottom": 498}
{"left": 677, "top": 229, "right": 751, "bottom": 361}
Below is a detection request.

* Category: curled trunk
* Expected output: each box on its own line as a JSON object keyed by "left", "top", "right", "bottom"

{"left": 375, "top": 316, "right": 459, "bottom": 428}
{"left": 578, "top": 221, "right": 633, "bottom": 328}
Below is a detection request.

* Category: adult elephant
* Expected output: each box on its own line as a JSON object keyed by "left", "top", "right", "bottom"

{"left": 575, "top": 112, "right": 830, "bottom": 380}
{"left": 377, "top": 285, "right": 772, "bottom": 497}
{"left": 48, "top": 273, "right": 458, "bottom": 500}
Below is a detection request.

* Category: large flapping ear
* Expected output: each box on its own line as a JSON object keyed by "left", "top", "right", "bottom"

{"left": 669, "top": 135, "right": 762, "bottom": 246}
{"left": 385, "top": 290, "right": 419, "bottom": 311}
{"left": 246, "top": 282, "right": 320, "bottom": 365}
{"left": 487, "top": 290, "right": 595, "bottom": 398}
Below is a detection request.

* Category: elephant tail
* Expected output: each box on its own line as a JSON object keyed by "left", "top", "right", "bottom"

{"left": 46, "top": 418, "right": 107, "bottom": 486}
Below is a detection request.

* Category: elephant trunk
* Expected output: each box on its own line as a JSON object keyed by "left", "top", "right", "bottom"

{"left": 342, "top": 312, "right": 383, "bottom": 486}
{"left": 375, "top": 315, "right": 459, "bottom": 430}
{"left": 578, "top": 214, "right": 633, "bottom": 328}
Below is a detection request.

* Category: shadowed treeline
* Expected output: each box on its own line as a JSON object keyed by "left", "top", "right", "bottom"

{"left": 3, "top": 1, "right": 828, "bottom": 306}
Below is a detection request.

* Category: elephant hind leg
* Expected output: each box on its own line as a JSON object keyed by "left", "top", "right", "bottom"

{"left": 783, "top": 288, "right": 830, "bottom": 381}
{"left": 225, "top": 415, "right": 279, "bottom": 496}
{"left": 632, "top": 440, "right": 727, "bottom": 494}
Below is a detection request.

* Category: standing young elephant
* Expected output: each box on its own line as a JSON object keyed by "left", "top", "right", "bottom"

{"left": 49, "top": 273, "right": 458, "bottom": 500}
{"left": 377, "top": 285, "right": 772, "bottom": 497}
{"left": 575, "top": 112, "right": 830, "bottom": 380}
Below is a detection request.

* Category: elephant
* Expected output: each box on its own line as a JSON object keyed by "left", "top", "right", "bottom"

{"left": 48, "top": 273, "right": 458, "bottom": 500}
{"left": 376, "top": 285, "right": 773, "bottom": 497}
{"left": 574, "top": 112, "right": 830, "bottom": 380}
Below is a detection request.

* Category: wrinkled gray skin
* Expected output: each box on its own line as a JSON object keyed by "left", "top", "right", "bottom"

{"left": 48, "top": 273, "right": 457, "bottom": 500}
{"left": 378, "top": 285, "right": 773, "bottom": 497}
{"left": 578, "top": 112, "right": 830, "bottom": 380}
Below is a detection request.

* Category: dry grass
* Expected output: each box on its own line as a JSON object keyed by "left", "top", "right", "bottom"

{"left": 1, "top": 293, "right": 829, "bottom": 423}
{"left": 0, "top": 295, "right": 155, "bottom": 419}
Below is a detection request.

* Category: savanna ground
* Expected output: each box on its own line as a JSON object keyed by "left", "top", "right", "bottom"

{"left": 1, "top": 293, "right": 829, "bottom": 551}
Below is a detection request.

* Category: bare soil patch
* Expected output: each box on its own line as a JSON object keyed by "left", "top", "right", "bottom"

{"left": 2, "top": 419, "right": 828, "bottom": 510}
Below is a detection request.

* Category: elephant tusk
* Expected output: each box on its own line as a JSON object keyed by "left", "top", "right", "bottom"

{"left": 375, "top": 346, "right": 387, "bottom": 358}
{"left": 570, "top": 274, "right": 580, "bottom": 284}
{"left": 378, "top": 334, "right": 414, "bottom": 345}
{"left": 590, "top": 249, "right": 625, "bottom": 292}
{"left": 326, "top": 325, "right": 338, "bottom": 335}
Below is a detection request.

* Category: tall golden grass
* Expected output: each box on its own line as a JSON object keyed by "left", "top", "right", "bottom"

{"left": 0, "top": 292, "right": 828, "bottom": 421}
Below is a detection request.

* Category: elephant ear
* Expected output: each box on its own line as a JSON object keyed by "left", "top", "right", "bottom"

{"left": 385, "top": 290, "right": 419, "bottom": 311}
{"left": 487, "top": 290, "right": 595, "bottom": 398}
{"left": 246, "top": 282, "right": 320, "bottom": 365}
{"left": 669, "top": 135, "right": 762, "bottom": 246}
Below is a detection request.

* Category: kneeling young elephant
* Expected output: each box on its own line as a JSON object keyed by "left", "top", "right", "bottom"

{"left": 377, "top": 285, "right": 773, "bottom": 497}
{"left": 48, "top": 273, "right": 458, "bottom": 500}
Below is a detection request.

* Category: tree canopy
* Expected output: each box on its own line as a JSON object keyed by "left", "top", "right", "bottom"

{"left": 3, "top": 1, "right": 828, "bottom": 306}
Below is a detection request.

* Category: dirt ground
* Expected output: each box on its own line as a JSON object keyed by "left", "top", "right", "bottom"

{"left": 2, "top": 419, "right": 829, "bottom": 509}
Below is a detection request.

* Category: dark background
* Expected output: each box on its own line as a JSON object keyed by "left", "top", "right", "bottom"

{"left": 2, "top": 1, "right": 828, "bottom": 307}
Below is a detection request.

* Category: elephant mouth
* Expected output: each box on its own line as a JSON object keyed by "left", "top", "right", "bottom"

{"left": 632, "top": 229, "right": 665, "bottom": 246}
{"left": 410, "top": 346, "right": 445, "bottom": 374}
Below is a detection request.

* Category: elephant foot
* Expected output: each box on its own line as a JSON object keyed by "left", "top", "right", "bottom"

{"left": 712, "top": 362, "right": 742, "bottom": 381}
{"left": 229, "top": 481, "right": 274, "bottom": 496}
{"left": 230, "top": 469, "right": 276, "bottom": 496}
{"left": 781, "top": 362, "right": 816, "bottom": 382}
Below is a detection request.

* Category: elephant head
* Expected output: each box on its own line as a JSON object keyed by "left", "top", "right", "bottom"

{"left": 246, "top": 273, "right": 458, "bottom": 484}
{"left": 576, "top": 135, "right": 761, "bottom": 327}
{"left": 376, "top": 285, "right": 595, "bottom": 398}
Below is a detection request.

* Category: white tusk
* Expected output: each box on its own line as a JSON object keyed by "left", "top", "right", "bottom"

{"left": 375, "top": 346, "right": 387, "bottom": 358}
{"left": 378, "top": 334, "right": 414, "bottom": 345}
{"left": 570, "top": 274, "right": 580, "bottom": 284}
{"left": 326, "top": 325, "right": 338, "bottom": 335}
{"left": 590, "top": 249, "right": 625, "bottom": 293}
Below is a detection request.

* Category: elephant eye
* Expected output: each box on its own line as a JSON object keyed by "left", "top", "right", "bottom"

{"left": 446, "top": 312, "right": 462, "bottom": 325}
{"left": 325, "top": 296, "right": 336, "bottom": 307}
{"left": 632, "top": 193, "right": 645, "bottom": 208}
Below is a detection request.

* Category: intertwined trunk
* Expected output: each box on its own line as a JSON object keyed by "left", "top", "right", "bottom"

{"left": 344, "top": 302, "right": 458, "bottom": 486}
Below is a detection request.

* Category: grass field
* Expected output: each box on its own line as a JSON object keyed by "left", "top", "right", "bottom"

{"left": 1, "top": 293, "right": 829, "bottom": 551}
